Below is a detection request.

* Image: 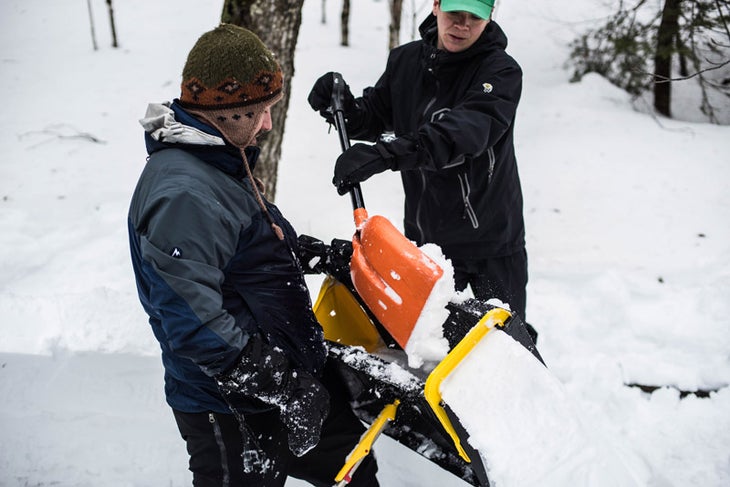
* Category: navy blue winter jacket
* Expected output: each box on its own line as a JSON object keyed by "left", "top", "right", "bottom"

{"left": 128, "top": 102, "right": 326, "bottom": 413}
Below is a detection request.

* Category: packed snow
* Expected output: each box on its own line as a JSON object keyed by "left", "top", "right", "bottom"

{"left": 1, "top": 0, "right": 729, "bottom": 486}
{"left": 443, "top": 327, "right": 649, "bottom": 486}
{"left": 403, "top": 244, "right": 455, "bottom": 368}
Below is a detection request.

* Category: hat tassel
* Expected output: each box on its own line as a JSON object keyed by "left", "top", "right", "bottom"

{"left": 239, "top": 148, "right": 285, "bottom": 241}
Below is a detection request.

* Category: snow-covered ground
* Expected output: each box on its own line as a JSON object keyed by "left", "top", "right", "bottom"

{"left": 1, "top": 0, "right": 729, "bottom": 485}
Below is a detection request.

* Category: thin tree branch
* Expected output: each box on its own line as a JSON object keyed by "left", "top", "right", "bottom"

{"left": 19, "top": 126, "right": 107, "bottom": 149}
{"left": 714, "top": 0, "right": 730, "bottom": 41}
{"left": 645, "top": 58, "right": 730, "bottom": 83}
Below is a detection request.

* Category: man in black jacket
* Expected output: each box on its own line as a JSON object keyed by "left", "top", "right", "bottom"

{"left": 309, "top": 0, "right": 537, "bottom": 341}
{"left": 129, "top": 24, "right": 378, "bottom": 486}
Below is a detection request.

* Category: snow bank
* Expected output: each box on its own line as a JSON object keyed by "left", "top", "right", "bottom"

{"left": 441, "top": 328, "right": 650, "bottom": 487}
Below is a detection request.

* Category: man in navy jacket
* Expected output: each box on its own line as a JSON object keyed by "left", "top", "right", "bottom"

{"left": 129, "top": 24, "right": 378, "bottom": 486}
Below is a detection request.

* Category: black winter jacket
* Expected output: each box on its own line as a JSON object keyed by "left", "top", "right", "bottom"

{"left": 348, "top": 16, "right": 525, "bottom": 259}
{"left": 128, "top": 102, "right": 326, "bottom": 414}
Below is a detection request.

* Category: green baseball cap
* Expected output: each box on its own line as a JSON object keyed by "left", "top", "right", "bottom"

{"left": 439, "top": 0, "right": 494, "bottom": 20}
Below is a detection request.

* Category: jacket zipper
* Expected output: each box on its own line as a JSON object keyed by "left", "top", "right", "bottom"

{"left": 487, "top": 147, "right": 495, "bottom": 184}
{"left": 209, "top": 413, "right": 230, "bottom": 487}
{"left": 415, "top": 170, "right": 428, "bottom": 244}
{"left": 415, "top": 70, "right": 440, "bottom": 244}
{"left": 458, "top": 173, "right": 479, "bottom": 229}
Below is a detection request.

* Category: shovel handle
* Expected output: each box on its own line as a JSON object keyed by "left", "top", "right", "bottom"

{"left": 331, "top": 72, "right": 366, "bottom": 212}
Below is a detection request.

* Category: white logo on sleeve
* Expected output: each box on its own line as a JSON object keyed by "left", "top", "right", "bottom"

{"left": 171, "top": 247, "right": 182, "bottom": 258}
{"left": 482, "top": 83, "right": 493, "bottom": 93}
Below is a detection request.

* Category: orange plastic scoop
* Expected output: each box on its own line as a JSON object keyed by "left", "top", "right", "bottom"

{"left": 331, "top": 73, "right": 444, "bottom": 349}
{"left": 350, "top": 212, "right": 444, "bottom": 348}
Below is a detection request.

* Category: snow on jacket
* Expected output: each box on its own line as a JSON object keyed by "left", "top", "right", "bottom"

{"left": 348, "top": 16, "right": 525, "bottom": 259}
{"left": 128, "top": 101, "right": 326, "bottom": 414}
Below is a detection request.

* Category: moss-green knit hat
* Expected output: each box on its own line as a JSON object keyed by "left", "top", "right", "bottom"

{"left": 179, "top": 23, "right": 283, "bottom": 110}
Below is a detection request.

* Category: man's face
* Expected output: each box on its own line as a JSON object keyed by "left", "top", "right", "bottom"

{"left": 253, "top": 107, "right": 273, "bottom": 143}
{"left": 432, "top": 0, "right": 489, "bottom": 53}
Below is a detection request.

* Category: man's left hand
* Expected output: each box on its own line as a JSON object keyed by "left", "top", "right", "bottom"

{"left": 333, "top": 143, "right": 393, "bottom": 195}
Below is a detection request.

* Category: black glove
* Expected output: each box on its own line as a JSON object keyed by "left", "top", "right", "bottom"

{"left": 308, "top": 72, "right": 356, "bottom": 124}
{"left": 297, "top": 234, "right": 328, "bottom": 274}
{"left": 297, "top": 235, "right": 353, "bottom": 285}
{"left": 333, "top": 142, "right": 395, "bottom": 195}
{"left": 215, "top": 335, "right": 330, "bottom": 457}
{"left": 333, "top": 136, "right": 425, "bottom": 195}
{"left": 326, "top": 239, "right": 354, "bottom": 284}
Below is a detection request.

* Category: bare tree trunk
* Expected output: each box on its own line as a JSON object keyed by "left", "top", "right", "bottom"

{"left": 106, "top": 0, "right": 119, "bottom": 48}
{"left": 322, "top": 0, "right": 327, "bottom": 24}
{"left": 654, "top": 0, "right": 682, "bottom": 117}
{"left": 675, "top": 32, "right": 688, "bottom": 77}
{"left": 87, "top": 0, "right": 98, "bottom": 51}
{"left": 341, "top": 0, "right": 350, "bottom": 46}
{"left": 388, "top": 0, "right": 403, "bottom": 49}
{"left": 221, "top": 0, "right": 305, "bottom": 201}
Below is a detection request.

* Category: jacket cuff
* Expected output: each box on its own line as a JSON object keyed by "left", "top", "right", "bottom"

{"left": 378, "top": 135, "right": 425, "bottom": 171}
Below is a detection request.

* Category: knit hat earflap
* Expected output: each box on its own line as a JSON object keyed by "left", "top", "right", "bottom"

{"left": 179, "top": 23, "right": 284, "bottom": 148}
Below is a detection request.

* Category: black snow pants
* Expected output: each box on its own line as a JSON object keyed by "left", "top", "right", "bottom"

{"left": 452, "top": 248, "right": 538, "bottom": 343}
{"left": 173, "top": 360, "right": 379, "bottom": 487}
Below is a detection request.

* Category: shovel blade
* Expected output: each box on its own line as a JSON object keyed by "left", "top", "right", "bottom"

{"left": 313, "top": 275, "right": 386, "bottom": 353}
{"left": 350, "top": 215, "right": 443, "bottom": 349}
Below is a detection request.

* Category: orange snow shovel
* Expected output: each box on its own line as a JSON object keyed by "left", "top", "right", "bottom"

{"left": 330, "top": 73, "right": 444, "bottom": 349}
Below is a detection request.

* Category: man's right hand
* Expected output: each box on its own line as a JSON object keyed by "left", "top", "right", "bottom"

{"left": 307, "top": 72, "right": 356, "bottom": 123}
{"left": 215, "top": 335, "right": 330, "bottom": 457}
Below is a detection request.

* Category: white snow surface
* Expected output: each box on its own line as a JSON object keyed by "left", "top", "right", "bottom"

{"left": 1, "top": 0, "right": 729, "bottom": 486}
{"left": 442, "top": 327, "right": 649, "bottom": 487}
{"left": 403, "top": 243, "right": 454, "bottom": 368}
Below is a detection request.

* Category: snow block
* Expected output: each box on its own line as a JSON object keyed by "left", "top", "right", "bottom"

{"left": 441, "top": 328, "right": 649, "bottom": 486}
